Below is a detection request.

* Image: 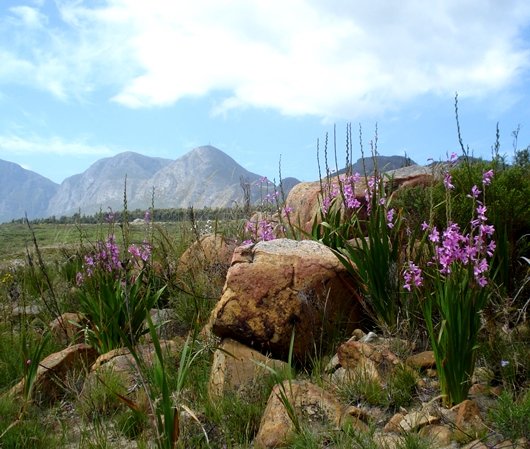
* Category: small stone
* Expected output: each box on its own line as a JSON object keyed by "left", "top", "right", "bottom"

{"left": 452, "top": 399, "right": 486, "bottom": 440}
{"left": 49, "top": 312, "right": 87, "bottom": 345}
{"left": 406, "top": 351, "right": 436, "bottom": 370}
{"left": 351, "top": 329, "right": 366, "bottom": 340}
{"left": 208, "top": 338, "right": 286, "bottom": 398}
{"left": 399, "top": 410, "right": 440, "bottom": 432}
{"left": 461, "top": 440, "right": 488, "bottom": 449}
{"left": 384, "top": 412, "right": 405, "bottom": 433}
{"left": 419, "top": 424, "right": 453, "bottom": 447}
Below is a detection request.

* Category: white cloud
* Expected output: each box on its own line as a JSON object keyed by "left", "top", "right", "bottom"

{"left": 1, "top": 0, "right": 529, "bottom": 118}
{"left": 9, "top": 5, "right": 47, "bottom": 29}
{"left": 0, "top": 134, "right": 114, "bottom": 157}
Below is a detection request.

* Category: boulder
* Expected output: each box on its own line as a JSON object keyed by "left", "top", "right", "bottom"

{"left": 284, "top": 166, "right": 434, "bottom": 235}
{"left": 406, "top": 351, "right": 436, "bottom": 371}
{"left": 452, "top": 399, "right": 487, "bottom": 440}
{"left": 145, "top": 308, "right": 184, "bottom": 340}
{"left": 83, "top": 340, "right": 181, "bottom": 402}
{"left": 254, "top": 380, "right": 343, "bottom": 449}
{"left": 209, "top": 239, "right": 362, "bottom": 361}
{"left": 208, "top": 338, "right": 286, "bottom": 399}
{"left": 49, "top": 312, "right": 87, "bottom": 345}
{"left": 337, "top": 339, "right": 401, "bottom": 382}
{"left": 9, "top": 343, "right": 98, "bottom": 402}
{"left": 177, "top": 233, "right": 237, "bottom": 278}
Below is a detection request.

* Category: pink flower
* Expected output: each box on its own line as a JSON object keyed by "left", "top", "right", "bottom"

{"left": 429, "top": 227, "right": 440, "bottom": 243}
{"left": 468, "top": 185, "right": 481, "bottom": 199}
{"left": 282, "top": 206, "right": 293, "bottom": 217}
{"left": 443, "top": 172, "right": 454, "bottom": 190}
{"left": 482, "top": 169, "right": 494, "bottom": 185}
{"left": 403, "top": 262, "right": 423, "bottom": 291}
{"left": 386, "top": 208, "right": 395, "bottom": 229}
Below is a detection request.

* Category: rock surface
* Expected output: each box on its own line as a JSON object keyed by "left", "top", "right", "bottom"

{"left": 285, "top": 165, "right": 434, "bottom": 234}
{"left": 10, "top": 343, "right": 98, "bottom": 402}
{"left": 177, "top": 233, "right": 237, "bottom": 277}
{"left": 254, "top": 380, "right": 343, "bottom": 449}
{"left": 210, "top": 239, "right": 362, "bottom": 360}
{"left": 208, "top": 338, "right": 286, "bottom": 399}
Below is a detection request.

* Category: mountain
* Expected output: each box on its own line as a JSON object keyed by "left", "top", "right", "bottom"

{"left": 335, "top": 155, "right": 416, "bottom": 176}
{"left": 45, "top": 146, "right": 297, "bottom": 217}
{"left": 136, "top": 145, "right": 266, "bottom": 209}
{"left": 47, "top": 152, "right": 172, "bottom": 217}
{"left": 0, "top": 159, "right": 59, "bottom": 222}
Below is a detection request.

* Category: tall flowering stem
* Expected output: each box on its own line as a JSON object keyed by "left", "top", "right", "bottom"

{"left": 315, "top": 172, "right": 405, "bottom": 331}
{"left": 405, "top": 169, "right": 495, "bottom": 407}
{"left": 76, "top": 235, "right": 163, "bottom": 353}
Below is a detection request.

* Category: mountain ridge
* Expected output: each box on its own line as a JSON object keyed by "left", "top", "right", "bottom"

{"left": 0, "top": 146, "right": 416, "bottom": 223}
{"left": 0, "top": 159, "right": 59, "bottom": 223}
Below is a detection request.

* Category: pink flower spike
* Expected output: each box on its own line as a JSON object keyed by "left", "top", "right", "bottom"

{"left": 386, "top": 208, "right": 395, "bottom": 229}
{"left": 482, "top": 169, "right": 494, "bottom": 185}
{"left": 443, "top": 172, "right": 454, "bottom": 190}
{"left": 429, "top": 227, "right": 440, "bottom": 242}
{"left": 421, "top": 221, "right": 429, "bottom": 231}
{"left": 470, "top": 185, "right": 481, "bottom": 198}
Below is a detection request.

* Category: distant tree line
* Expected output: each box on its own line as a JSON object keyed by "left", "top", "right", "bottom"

{"left": 11, "top": 206, "right": 251, "bottom": 225}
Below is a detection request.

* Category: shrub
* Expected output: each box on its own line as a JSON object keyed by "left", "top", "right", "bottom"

{"left": 489, "top": 390, "right": 530, "bottom": 441}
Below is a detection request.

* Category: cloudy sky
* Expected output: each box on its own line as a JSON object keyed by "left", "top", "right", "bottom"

{"left": 1, "top": 0, "right": 530, "bottom": 184}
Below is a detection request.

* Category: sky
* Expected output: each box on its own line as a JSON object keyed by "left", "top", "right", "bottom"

{"left": 1, "top": 0, "right": 530, "bottom": 185}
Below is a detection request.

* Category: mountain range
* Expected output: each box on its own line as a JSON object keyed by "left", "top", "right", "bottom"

{"left": 0, "top": 145, "right": 414, "bottom": 223}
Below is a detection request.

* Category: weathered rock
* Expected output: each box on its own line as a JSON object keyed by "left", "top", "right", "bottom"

{"left": 284, "top": 166, "right": 434, "bottom": 235}
{"left": 398, "top": 410, "right": 440, "bottom": 432}
{"left": 209, "top": 239, "right": 362, "bottom": 361}
{"left": 9, "top": 343, "right": 98, "bottom": 402}
{"left": 384, "top": 412, "right": 406, "bottom": 433}
{"left": 419, "top": 424, "right": 453, "bottom": 447}
{"left": 177, "top": 233, "right": 237, "bottom": 278}
{"left": 254, "top": 380, "right": 343, "bottom": 449}
{"left": 208, "top": 338, "right": 287, "bottom": 399}
{"left": 49, "top": 312, "right": 87, "bottom": 345}
{"left": 84, "top": 340, "right": 181, "bottom": 402}
{"left": 337, "top": 340, "right": 401, "bottom": 382}
{"left": 452, "top": 399, "right": 486, "bottom": 440}
{"left": 406, "top": 351, "right": 436, "bottom": 371}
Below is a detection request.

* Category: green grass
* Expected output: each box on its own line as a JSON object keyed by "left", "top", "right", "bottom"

{"left": 0, "top": 222, "right": 186, "bottom": 266}
{"left": 489, "top": 390, "right": 530, "bottom": 441}
{"left": 0, "top": 151, "right": 529, "bottom": 448}
{"left": 0, "top": 395, "right": 63, "bottom": 448}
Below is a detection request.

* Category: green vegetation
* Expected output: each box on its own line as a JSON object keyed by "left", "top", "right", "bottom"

{"left": 0, "top": 116, "right": 529, "bottom": 447}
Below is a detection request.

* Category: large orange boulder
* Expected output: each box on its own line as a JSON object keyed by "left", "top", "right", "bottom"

{"left": 177, "top": 233, "right": 237, "bottom": 276}
{"left": 284, "top": 166, "right": 434, "bottom": 235}
{"left": 209, "top": 239, "right": 362, "bottom": 361}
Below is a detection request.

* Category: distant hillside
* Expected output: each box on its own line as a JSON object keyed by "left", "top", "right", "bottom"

{"left": 135, "top": 145, "right": 267, "bottom": 209}
{"left": 0, "top": 159, "right": 58, "bottom": 222}
{"left": 45, "top": 146, "right": 301, "bottom": 218}
{"left": 335, "top": 155, "right": 416, "bottom": 176}
{"left": 46, "top": 152, "right": 173, "bottom": 217}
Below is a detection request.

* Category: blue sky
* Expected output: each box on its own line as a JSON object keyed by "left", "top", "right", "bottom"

{"left": 1, "top": 0, "right": 530, "bottom": 184}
